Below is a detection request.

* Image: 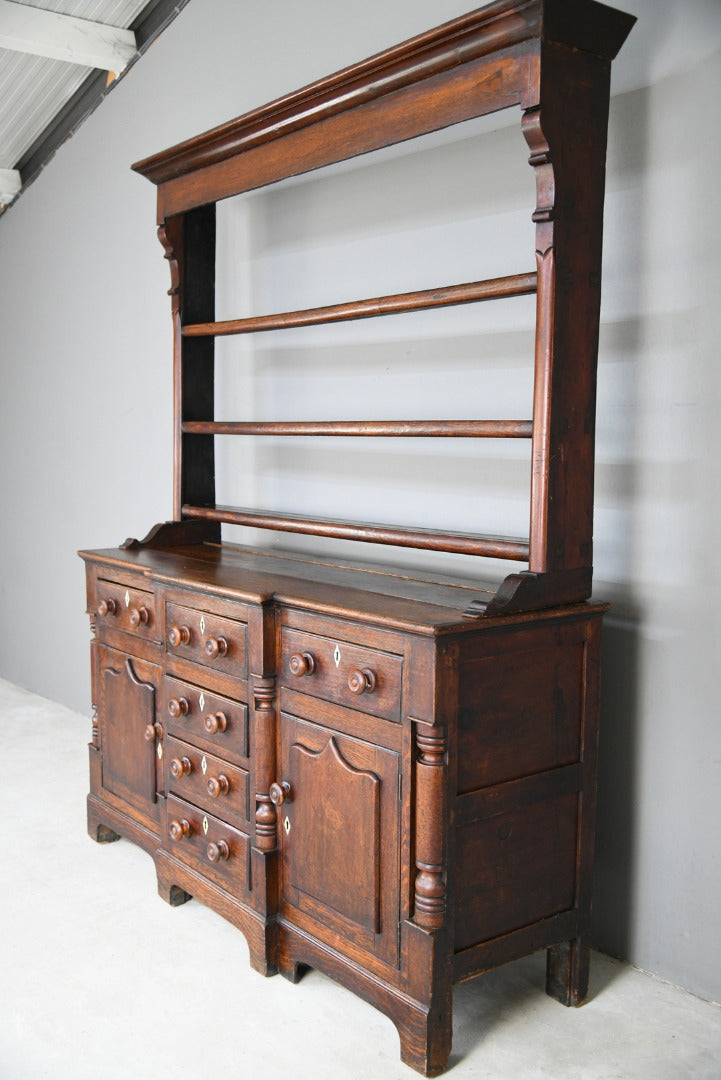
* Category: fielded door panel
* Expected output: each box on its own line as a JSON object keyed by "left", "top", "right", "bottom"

{"left": 98, "top": 645, "right": 161, "bottom": 823}
{"left": 278, "top": 713, "right": 401, "bottom": 969}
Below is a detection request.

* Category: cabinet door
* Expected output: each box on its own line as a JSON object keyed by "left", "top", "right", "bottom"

{"left": 97, "top": 645, "right": 161, "bottom": 825}
{"left": 278, "top": 713, "right": 400, "bottom": 969}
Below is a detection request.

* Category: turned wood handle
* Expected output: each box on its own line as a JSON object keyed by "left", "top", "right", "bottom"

{"left": 170, "top": 756, "right": 192, "bottom": 778}
{"left": 207, "top": 774, "right": 229, "bottom": 798}
{"left": 348, "top": 668, "right": 378, "bottom": 695}
{"left": 97, "top": 598, "right": 117, "bottom": 617}
{"left": 167, "top": 697, "right": 189, "bottom": 719}
{"left": 205, "top": 635, "right": 228, "bottom": 659}
{"left": 144, "top": 722, "right": 162, "bottom": 742}
{"left": 269, "top": 780, "right": 291, "bottom": 806}
{"left": 207, "top": 839, "right": 230, "bottom": 863}
{"left": 289, "top": 652, "right": 315, "bottom": 677}
{"left": 204, "top": 711, "right": 227, "bottom": 734}
{"left": 128, "top": 605, "right": 150, "bottom": 627}
{"left": 168, "top": 624, "right": 191, "bottom": 647}
{"left": 169, "top": 818, "right": 190, "bottom": 841}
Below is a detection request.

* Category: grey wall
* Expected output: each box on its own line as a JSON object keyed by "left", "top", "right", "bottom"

{"left": 1, "top": 0, "right": 720, "bottom": 1003}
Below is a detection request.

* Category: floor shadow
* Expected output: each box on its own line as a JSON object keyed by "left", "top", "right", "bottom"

{"left": 591, "top": 612, "right": 642, "bottom": 963}
{"left": 449, "top": 953, "right": 547, "bottom": 1067}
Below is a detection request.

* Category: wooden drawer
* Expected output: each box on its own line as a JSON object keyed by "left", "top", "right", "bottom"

{"left": 166, "top": 601, "right": 248, "bottom": 677}
{"left": 165, "top": 794, "right": 250, "bottom": 896}
{"left": 280, "top": 626, "right": 403, "bottom": 722}
{"left": 95, "top": 579, "right": 157, "bottom": 641}
{"left": 161, "top": 675, "right": 248, "bottom": 764}
{"left": 165, "top": 735, "right": 250, "bottom": 829}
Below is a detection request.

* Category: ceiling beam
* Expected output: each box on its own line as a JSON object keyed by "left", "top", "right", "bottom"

{"left": 0, "top": 167, "right": 21, "bottom": 204}
{"left": 0, "top": 1, "right": 137, "bottom": 72}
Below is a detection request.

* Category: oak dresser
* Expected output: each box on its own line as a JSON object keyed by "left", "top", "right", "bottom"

{"left": 80, "top": 1, "right": 635, "bottom": 1072}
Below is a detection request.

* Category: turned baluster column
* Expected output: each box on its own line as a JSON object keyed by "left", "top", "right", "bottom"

{"left": 252, "top": 675, "right": 277, "bottom": 851}
{"left": 414, "top": 725, "right": 447, "bottom": 930}
{"left": 89, "top": 624, "right": 99, "bottom": 747}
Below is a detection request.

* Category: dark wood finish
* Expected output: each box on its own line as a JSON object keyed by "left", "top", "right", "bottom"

{"left": 182, "top": 419, "right": 533, "bottom": 438}
{"left": 182, "top": 272, "right": 537, "bottom": 337}
{"left": 165, "top": 600, "right": 248, "bottom": 676}
{"left": 159, "top": 206, "right": 216, "bottom": 521}
{"left": 165, "top": 793, "right": 251, "bottom": 896}
{"left": 130, "top": 0, "right": 634, "bottom": 613}
{"left": 277, "top": 711, "right": 401, "bottom": 969}
{"left": 81, "top": 541, "right": 607, "bottom": 1074}
{"left": 82, "top": 1, "right": 633, "bottom": 1073}
{"left": 165, "top": 733, "right": 250, "bottom": 828}
{"left": 161, "top": 674, "right": 250, "bottom": 765}
{"left": 94, "top": 648, "right": 161, "bottom": 826}
{"left": 182, "top": 503, "right": 531, "bottom": 562}
{"left": 281, "top": 625, "right": 403, "bottom": 722}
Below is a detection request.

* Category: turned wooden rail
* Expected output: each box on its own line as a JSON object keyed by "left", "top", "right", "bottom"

{"left": 181, "top": 420, "right": 533, "bottom": 438}
{"left": 181, "top": 272, "right": 537, "bottom": 337}
{"left": 182, "top": 504, "right": 530, "bottom": 561}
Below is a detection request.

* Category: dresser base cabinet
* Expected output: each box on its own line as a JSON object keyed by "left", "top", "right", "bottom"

{"left": 81, "top": 540, "right": 604, "bottom": 1075}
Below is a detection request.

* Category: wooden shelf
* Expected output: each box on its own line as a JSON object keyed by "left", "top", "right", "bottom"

{"left": 181, "top": 420, "right": 533, "bottom": 439}
{"left": 182, "top": 504, "right": 531, "bottom": 561}
{"left": 181, "top": 272, "right": 538, "bottom": 338}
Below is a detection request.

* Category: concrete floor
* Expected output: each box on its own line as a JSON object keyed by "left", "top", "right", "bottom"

{"left": 1, "top": 676, "right": 720, "bottom": 1080}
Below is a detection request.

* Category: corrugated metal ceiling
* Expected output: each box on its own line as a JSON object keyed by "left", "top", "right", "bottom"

{"left": 0, "top": 0, "right": 190, "bottom": 213}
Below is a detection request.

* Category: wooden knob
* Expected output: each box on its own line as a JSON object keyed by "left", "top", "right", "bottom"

{"left": 269, "top": 781, "right": 291, "bottom": 806}
{"left": 204, "top": 711, "right": 227, "bottom": 734}
{"left": 205, "top": 635, "right": 228, "bottom": 659}
{"left": 169, "top": 818, "right": 190, "bottom": 841}
{"left": 167, "top": 697, "right": 189, "bottom": 719}
{"left": 97, "top": 598, "right": 116, "bottom": 617}
{"left": 144, "top": 722, "right": 162, "bottom": 742}
{"left": 129, "top": 605, "right": 150, "bottom": 627}
{"left": 207, "top": 774, "right": 229, "bottom": 798}
{"left": 348, "top": 668, "right": 377, "bottom": 695}
{"left": 170, "top": 756, "right": 192, "bottom": 779}
{"left": 168, "top": 624, "right": 191, "bottom": 647}
{"left": 289, "top": 652, "right": 315, "bottom": 677}
{"left": 207, "top": 839, "right": 230, "bottom": 863}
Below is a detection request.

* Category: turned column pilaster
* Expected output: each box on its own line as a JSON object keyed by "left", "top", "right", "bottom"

{"left": 252, "top": 675, "right": 278, "bottom": 851}
{"left": 413, "top": 725, "right": 448, "bottom": 931}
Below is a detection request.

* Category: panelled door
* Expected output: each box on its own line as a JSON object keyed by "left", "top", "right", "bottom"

{"left": 97, "top": 645, "right": 161, "bottom": 825}
{"left": 276, "top": 712, "right": 401, "bottom": 970}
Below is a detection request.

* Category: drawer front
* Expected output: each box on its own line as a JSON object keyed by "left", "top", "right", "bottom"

{"left": 281, "top": 627, "right": 403, "bottom": 722}
{"left": 166, "top": 602, "right": 248, "bottom": 677}
{"left": 165, "top": 735, "right": 250, "bottom": 829}
{"left": 161, "top": 676, "right": 248, "bottom": 764}
{"left": 95, "top": 579, "right": 157, "bottom": 640}
{"left": 165, "top": 794, "right": 250, "bottom": 896}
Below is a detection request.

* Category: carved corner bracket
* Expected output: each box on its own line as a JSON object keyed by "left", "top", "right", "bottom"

{"left": 464, "top": 567, "right": 592, "bottom": 618}
{"left": 120, "top": 519, "right": 221, "bottom": 550}
{"left": 157, "top": 222, "right": 181, "bottom": 315}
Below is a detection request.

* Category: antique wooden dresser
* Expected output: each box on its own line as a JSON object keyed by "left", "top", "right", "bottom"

{"left": 80, "top": 1, "right": 635, "bottom": 1073}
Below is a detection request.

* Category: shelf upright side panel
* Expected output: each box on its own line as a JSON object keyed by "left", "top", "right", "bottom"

{"left": 178, "top": 204, "right": 216, "bottom": 518}
{"left": 523, "top": 40, "right": 614, "bottom": 579}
